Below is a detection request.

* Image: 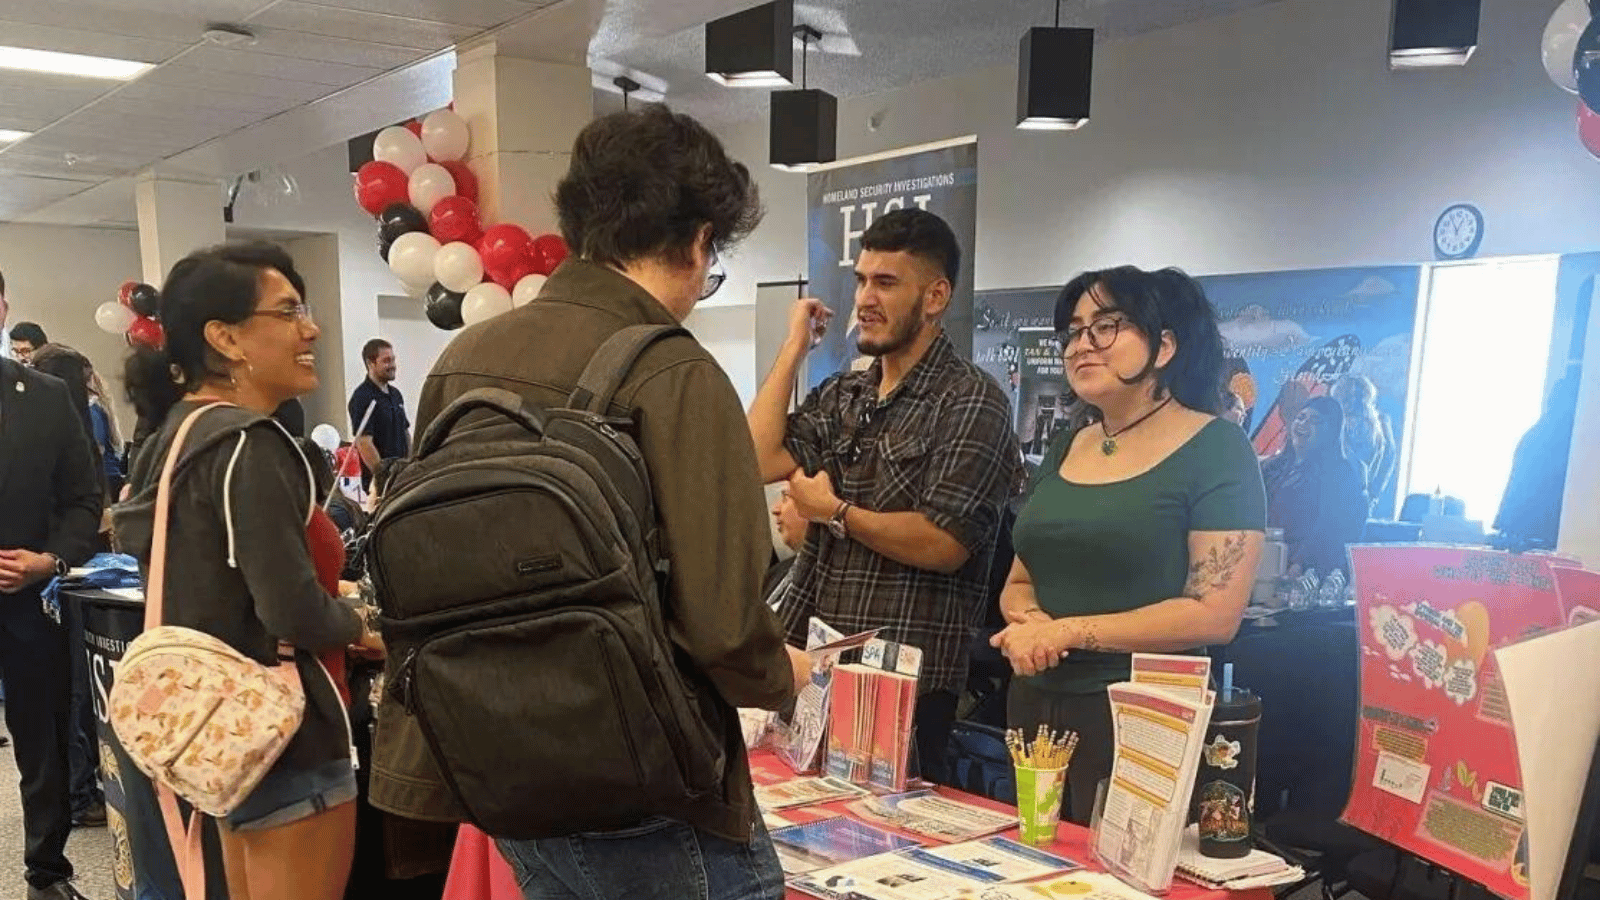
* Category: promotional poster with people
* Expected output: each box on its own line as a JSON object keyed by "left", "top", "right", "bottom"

{"left": 806, "top": 138, "right": 978, "bottom": 389}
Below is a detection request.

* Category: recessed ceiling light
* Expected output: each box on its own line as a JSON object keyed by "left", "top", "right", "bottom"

{"left": 0, "top": 45, "right": 153, "bottom": 80}
{"left": 0, "top": 129, "right": 32, "bottom": 143}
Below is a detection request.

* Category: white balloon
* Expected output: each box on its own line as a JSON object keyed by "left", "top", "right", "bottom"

{"left": 435, "top": 241, "right": 485, "bottom": 294}
{"left": 1543, "top": 0, "right": 1588, "bottom": 94}
{"left": 310, "top": 423, "right": 341, "bottom": 453}
{"left": 511, "top": 273, "right": 547, "bottom": 307}
{"left": 420, "top": 109, "right": 470, "bottom": 162}
{"left": 372, "top": 125, "right": 427, "bottom": 174}
{"left": 389, "top": 231, "right": 441, "bottom": 296}
{"left": 461, "top": 282, "right": 514, "bottom": 326}
{"left": 95, "top": 301, "right": 135, "bottom": 334}
{"left": 408, "top": 163, "right": 456, "bottom": 216}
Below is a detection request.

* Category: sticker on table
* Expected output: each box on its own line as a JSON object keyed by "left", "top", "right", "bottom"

{"left": 1373, "top": 751, "right": 1430, "bottom": 804}
{"left": 1410, "top": 640, "right": 1447, "bottom": 690}
{"left": 1371, "top": 605, "right": 1419, "bottom": 661}
{"left": 1362, "top": 705, "right": 1436, "bottom": 734}
{"left": 1482, "top": 782, "right": 1523, "bottom": 823}
{"left": 1417, "top": 791, "right": 1523, "bottom": 868}
{"left": 1444, "top": 657, "right": 1478, "bottom": 706}
{"left": 1373, "top": 726, "right": 1428, "bottom": 762}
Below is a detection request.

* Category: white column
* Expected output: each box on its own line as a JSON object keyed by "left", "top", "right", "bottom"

{"left": 133, "top": 172, "right": 225, "bottom": 285}
{"left": 452, "top": 41, "right": 594, "bottom": 233}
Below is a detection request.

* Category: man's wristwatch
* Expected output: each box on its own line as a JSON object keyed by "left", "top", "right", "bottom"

{"left": 826, "top": 501, "right": 852, "bottom": 540}
{"left": 44, "top": 553, "right": 66, "bottom": 578}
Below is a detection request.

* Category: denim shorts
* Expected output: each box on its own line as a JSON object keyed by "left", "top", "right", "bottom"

{"left": 223, "top": 758, "right": 358, "bottom": 832}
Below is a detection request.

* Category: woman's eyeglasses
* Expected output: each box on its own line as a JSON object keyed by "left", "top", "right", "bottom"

{"left": 701, "top": 249, "right": 726, "bottom": 301}
{"left": 1059, "top": 316, "right": 1127, "bottom": 353}
{"left": 251, "top": 303, "right": 315, "bottom": 324}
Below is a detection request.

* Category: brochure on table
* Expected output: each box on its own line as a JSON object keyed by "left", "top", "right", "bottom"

{"left": 827, "top": 638, "right": 922, "bottom": 792}
{"left": 1092, "top": 655, "right": 1215, "bottom": 894}
{"left": 756, "top": 775, "right": 871, "bottom": 811}
{"left": 771, "top": 619, "right": 883, "bottom": 773}
{"left": 1345, "top": 545, "right": 1600, "bottom": 900}
{"left": 772, "top": 817, "right": 923, "bottom": 876}
{"left": 788, "top": 837, "right": 1081, "bottom": 900}
{"left": 847, "top": 789, "right": 1017, "bottom": 842}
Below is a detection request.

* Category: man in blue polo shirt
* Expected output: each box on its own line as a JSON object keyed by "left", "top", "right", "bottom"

{"left": 348, "top": 338, "right": 410, "bottom": 487}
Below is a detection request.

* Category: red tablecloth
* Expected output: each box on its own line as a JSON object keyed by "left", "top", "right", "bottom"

{"left": 441, "top": 751, "right": 1276, "bottom": 900}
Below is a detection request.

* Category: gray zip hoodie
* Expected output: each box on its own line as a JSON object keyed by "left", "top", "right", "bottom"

{"left": 113, "top": 401, "right": 362, "bottom": 786}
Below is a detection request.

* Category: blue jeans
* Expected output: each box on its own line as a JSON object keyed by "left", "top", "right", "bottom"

{"left": 496, "top": 815, "right": 785, "bottom": 900}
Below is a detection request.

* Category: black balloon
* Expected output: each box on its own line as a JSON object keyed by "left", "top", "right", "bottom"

{"left": 379, "top": 232, "right": 396, "bottom": 262}
{"left": 1578, "top": 16, "right": 1600, "bottom": 113}
{"left": 424, "top": 282, "right": 466, "bottom": 330}
{"left": 378, "top": 203, "right": 428, "bottom": 245}
{"left": 128, "top": 283, "right": 160, "bottom": 318}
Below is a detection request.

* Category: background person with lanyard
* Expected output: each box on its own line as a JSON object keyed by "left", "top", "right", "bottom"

{"left": 348, "top": 338, "right": 409, "bottom": 488}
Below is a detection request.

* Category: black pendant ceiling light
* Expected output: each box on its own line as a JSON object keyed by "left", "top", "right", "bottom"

{"left": 770, "top": 25, "right": 837, "bottom": 171}
{"left": 1017, "top": 0, "right": 1094, "bottom": 131}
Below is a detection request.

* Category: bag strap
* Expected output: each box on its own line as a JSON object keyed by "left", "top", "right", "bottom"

{"left": 414, "top": 386, "right": 549, "bottom": 457}
{"left": 146, "top": 401, "right": 308, "bottom": 900}
{"left": 567, "top": 324, "right": 691, "bottom": 414}
{"left": 145, "top": 402, "right": 230, "bottom": 632}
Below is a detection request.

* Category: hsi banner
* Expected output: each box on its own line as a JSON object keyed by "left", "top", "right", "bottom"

{"left": 806, "top": 137, "right": 978, "bottom": 390}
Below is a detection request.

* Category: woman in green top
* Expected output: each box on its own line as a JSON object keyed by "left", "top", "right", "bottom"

{"left": 992, "top": 266, "right": 1266, "bottom": 823}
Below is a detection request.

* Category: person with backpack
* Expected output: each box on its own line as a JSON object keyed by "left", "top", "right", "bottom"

{"left": 113, "top": 242, "right": 385, "bottom": 900}
{"left": 368, "top": 105, "right": 809, "bottom": 900}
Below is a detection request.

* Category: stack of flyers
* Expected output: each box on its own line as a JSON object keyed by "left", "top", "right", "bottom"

{"left": 770, "top": 818, "right": 923, "bottom": 876}
{"left": 960, "top": 872, "right": 1165, "bottom": 900}
{"left": 918, "top": 837, "right": 1081, "bottom": 882}
{"left": 755, "top": 776, "right": 871, "bottom": 812}
{"left": 847, "top": 790, "right": 1017, "bottom": 842}
{"left": 788, "top": 838, "right": 1081, "bottom": 900}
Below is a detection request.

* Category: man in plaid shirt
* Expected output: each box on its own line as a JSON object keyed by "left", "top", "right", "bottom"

{"left": 749, "top": 209, "right": 1020, "bottom": 783}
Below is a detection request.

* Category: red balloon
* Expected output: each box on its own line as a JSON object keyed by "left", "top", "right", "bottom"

{"left": 532, "top": 234, "right": 569, "bottom": 275}
{"left": 117, "top": 280, "right": 138, "bottom": 306}
{"left": 478, "top": 224, "right": 534, "bottom": 288}
{"left": 429, "top": 195, "right": 483, "bottom": 245}
{"left": 128, "top": 316, "right": 164, "bottom": 348}
{"left": 404, "top": 120, "right": 423, "bottom": 138}
{"left": 354, "top": 161, "right": 409, "bottom": 216}
{"left": 1581, "top": 101, "right": 1600, "bottom": 160}
{"left": 440, "top": 160, "right": 478, "bottom": 203}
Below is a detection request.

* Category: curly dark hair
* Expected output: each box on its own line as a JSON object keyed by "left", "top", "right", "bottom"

{"left": 1054, "top": 266, "right": 1227, "bottom": 417}
{"left": 554, "top": 105, "right": 762, "bottom": 269}
{"left": 124, "top": 241, "right": 306, "bottom": 427}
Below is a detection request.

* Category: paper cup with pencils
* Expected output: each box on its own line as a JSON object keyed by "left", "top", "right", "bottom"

{"left": 1009, "top": 725, "right": 1079, "bottom": 846}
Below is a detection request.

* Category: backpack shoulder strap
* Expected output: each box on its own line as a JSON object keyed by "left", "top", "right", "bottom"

{"left": 568, "top": 324, "right": 691, "bottom": 415}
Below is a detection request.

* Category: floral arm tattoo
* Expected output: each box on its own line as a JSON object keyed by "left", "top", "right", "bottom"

{"left": 1070, "top": 532, "right": 1252, "bottom": 653}
{"left": 1182, "top": 532, "right": 1249, "bottom": 601}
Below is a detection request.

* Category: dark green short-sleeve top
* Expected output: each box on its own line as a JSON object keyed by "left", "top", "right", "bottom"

{"left": 1012, "top": 419, "right": 1266, "bottom": 693}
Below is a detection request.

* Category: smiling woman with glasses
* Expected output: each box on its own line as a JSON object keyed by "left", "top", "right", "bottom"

{"left": 115, "top": 241, "right": 380, "bottom": 900}
{"left": 989, "top": 265, "right": 1267, "bottom": 825}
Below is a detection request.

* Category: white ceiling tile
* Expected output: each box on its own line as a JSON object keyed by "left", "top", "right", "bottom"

{"left": 0, "top": 72, "right": 119, "bottom": 107}
{"left": 137, "top": 64, "right": 334, "bottom": 103}
{"left": 0, "top": 0, "right": 274, "bottom": 44}
{"left": 0, "top": 18, "right": 191, "bottom": 63}
{"left": 116, "top": 81, "right": 302, "bottom": 119}
{"left": 290, "top": 0, "right": 547, "bottom": 30}
{"left": 180, "top": 44, "right": 384, "bottom": 88}
{"left": 242, "top": 28, "right": 437, "bottom": 70}
{"left": 247, "top": 2, "right": 476, "bottom": 50}
{"left": 0, "top": 156, "right": 104, "bottom": 182}
{"left": 90, "top": 95, "right": 263, "bottom": 131}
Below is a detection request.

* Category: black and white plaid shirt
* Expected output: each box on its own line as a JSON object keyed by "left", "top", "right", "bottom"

{"left": 776, "top": 331, "right": 1021, "bottom": 693}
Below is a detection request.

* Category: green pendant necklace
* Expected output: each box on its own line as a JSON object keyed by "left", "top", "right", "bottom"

{"left": 1100, "top": 398, "right": 1173, "bottom": 455}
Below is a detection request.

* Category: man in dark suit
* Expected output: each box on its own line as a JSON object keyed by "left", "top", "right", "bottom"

{"left": 0, "top": 276, "right": 102, "bottom": 900}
